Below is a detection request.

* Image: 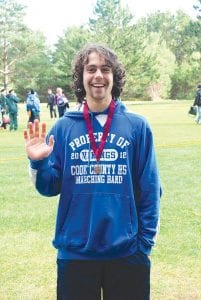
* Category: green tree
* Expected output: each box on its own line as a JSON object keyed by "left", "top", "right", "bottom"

{"left": 0, "top": 0, "right": 53, "bottom": 100}
{"left": 13, "top": 29, "right": 54, "bottom": 101}
{"left": 0, "top": 0, "right": 26, "bottom": 91}
{"left": 193, "top": 0, "right": 201, "bottom": 19}
{"left": 89, "top": 0, "right": 159, "bottom": 99}
{"left": 145, "top": 33, "right": 176, "bottom": 100}
{"left": 52, "top": 26, "right": 91, "bottom": 99}
{"left": 144, "top": 11, "right": 194, "bottom": 65}
{"left": 144, "top": 10, "right": 201, "bottom": 99}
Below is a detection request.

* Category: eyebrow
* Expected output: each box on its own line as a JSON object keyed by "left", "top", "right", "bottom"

{"left": 85, "top": 64, "right": 111, "bottom": 68}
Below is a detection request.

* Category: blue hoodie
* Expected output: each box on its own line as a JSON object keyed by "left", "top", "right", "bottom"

{"left": 30, "top": 100, "right": 161, "bottom": 260}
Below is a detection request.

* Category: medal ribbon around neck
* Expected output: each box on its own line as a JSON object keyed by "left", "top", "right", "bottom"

{"left": 83, "top": 99, "right": 116, "bottom": 163}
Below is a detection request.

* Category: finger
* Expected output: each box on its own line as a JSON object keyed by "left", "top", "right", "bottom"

{"left": 34, "top": 119, "right": 39, "bottom": 138}
{"left": 24, "top": 130, "right": 28, "bottom": 141}
{"left": 48, "top": 135, "right": 55, "bottom": 148}
{"left": 41, "top": 123, "right": 47, "bottom": 139}
{"left": 28, "top": 122, "right": 34, "bottom": 139}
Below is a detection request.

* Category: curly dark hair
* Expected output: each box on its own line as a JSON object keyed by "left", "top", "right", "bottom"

{"left": 72, "top": 43, "right": 126, "bottom": 103}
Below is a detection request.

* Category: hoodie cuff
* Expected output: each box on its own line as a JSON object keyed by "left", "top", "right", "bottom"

{"left": 29, "top": 157, "right": 49, "bottom": 170}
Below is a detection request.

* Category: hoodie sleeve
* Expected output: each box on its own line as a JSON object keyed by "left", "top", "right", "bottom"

{"left": 29, "top": 127, "right": 62, "bottom": 197}
{"left": 133, "top": 120, "right": 162, "bottom": 255}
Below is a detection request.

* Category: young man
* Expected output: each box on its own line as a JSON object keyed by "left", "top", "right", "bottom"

{"left": 24, "top": 44, "right": 161, "bottom": 300}
{"left": 193, "top": 84, "right": 201, "bottom": 124}
{"left": 47, "top": 88, "right": 57, "bottom": 119}
{"left": 5, "top": 89, "right": 20, "bottom": 131}
{"left": 0, "top": 89, "right": 7, "bottom": 124}
{"left": 26, "top": 89, "right": 40, "bottom": 123}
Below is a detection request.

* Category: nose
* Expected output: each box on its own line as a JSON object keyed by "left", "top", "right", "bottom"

{"left": 94, "top": 68, "right": 103, "bottom": 78}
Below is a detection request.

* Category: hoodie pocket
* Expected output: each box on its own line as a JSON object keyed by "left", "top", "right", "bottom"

{"left": 59, "top": 193, "right": 137, "bottom": 254}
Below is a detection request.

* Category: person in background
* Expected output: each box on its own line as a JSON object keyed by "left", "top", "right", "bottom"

{"left": 47, "top": 88, "right": 57, "bottom": 119}
{"left": 193, "top": 84, "right": 201, "bottom": 124}
{"left": 0, "top": 114, "right": 10, "bottom": 129}
{"left": 26, "top": 89, "right": 40, "bottom": 123}
{"left": 0, "top": 88, "right": 7, "bottom": 123}
{"left": 5, "top": 89, "right": 20, "bottom": 131}
{"left": 24, "top": 43, "right": 161, "bottom": 300}
{"left": 54, "top": 87, "right": 69, "bottom": 117}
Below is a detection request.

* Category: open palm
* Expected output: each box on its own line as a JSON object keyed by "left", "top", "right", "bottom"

{"left": 24, "top": 120, "right": 54, "bottom": 161}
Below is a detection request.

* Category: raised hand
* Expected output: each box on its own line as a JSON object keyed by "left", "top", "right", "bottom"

{"left": 24, "top": 119, "right": 54, "bottom": 161}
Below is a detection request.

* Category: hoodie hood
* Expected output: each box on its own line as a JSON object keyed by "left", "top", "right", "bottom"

{"left": 63, "top": 99, "right": 127, "bottom": 119}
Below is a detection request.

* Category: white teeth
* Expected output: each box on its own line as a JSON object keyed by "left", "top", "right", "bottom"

{"left": 92, "top": 84, "right": 104, "bottom": 87}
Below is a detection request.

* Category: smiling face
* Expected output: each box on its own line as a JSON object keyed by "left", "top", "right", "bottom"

{"left": 83, "top": 51, "right": 113, "bottom": 109}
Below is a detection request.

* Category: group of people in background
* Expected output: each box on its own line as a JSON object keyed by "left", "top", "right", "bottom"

{"left": 0, "top": 87, "right": 69, "bottom": 130}
{"left": 47, "top": 87, "right": 69, "bottom": 118}
{"left": 1, "top": 82, "right": 201, "bottom": 130}
{"left": 26, "top": 87, "right": 69, "bottom": 124}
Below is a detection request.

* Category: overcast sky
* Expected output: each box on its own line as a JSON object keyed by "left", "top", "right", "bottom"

{"left": 19, "top": 0, "right": 198, "bottom": 45}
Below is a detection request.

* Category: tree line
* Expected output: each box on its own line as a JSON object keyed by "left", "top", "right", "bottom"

{"left": 0, "top": 0, "right": 201, "bottom": 101}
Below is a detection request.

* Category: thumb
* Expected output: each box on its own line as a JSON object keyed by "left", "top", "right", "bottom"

{"left": 48, "top": 135, "right": 55, "bottom": 148}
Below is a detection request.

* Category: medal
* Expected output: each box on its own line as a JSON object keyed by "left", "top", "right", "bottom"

{"left": 83, "top": 99, "right": 116, "bottom": 171}
{"left": 94, "top": 163, "right": 101, "bottom": 174}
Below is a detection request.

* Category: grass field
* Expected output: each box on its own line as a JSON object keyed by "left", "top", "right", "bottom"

{"left": 0, "top": 101, "right": 201, "bottom": 299}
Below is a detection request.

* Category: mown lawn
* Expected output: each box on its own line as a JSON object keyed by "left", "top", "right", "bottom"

{"left": 0, "top": 101, "right": 200, "bottom": 299}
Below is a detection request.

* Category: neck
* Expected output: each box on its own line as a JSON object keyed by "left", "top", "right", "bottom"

{"left": 86, "top": 97, "right": 112, "bottom": 112}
